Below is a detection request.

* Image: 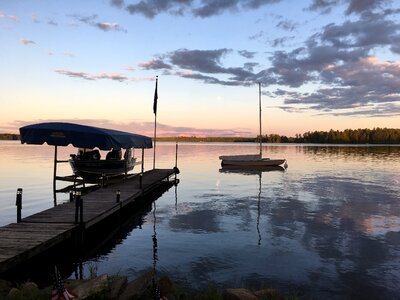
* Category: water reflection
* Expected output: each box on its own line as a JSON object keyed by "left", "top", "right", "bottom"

{"left": 219, "top": 165, "right": 286, "bottom": 245}
{"left": 170, "top": 209, "right": 221, "bottom": 233}
{"left": 1, "top": 142, "right": 400, "bottom": 299}
{"left": 301, "top": 144, "right": 400, "bottom": 159}
{"left": 219, "top": 165, "right": 285, "bottom": 176}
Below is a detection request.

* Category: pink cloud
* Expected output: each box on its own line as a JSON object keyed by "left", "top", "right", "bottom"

{"left": 94, "top": 73, "right": 128, "bottom": 81}
{"left": 2, "top": 119, "right": 252, "bottom": 137}
{"left": 20, "top": 38, "right": 35, "bottom": 45}
{"left": 0, "top": 11, "right": 18, "bottom": 21}
{"left": 54, "top": 69, "right": 153, "bottom": 82}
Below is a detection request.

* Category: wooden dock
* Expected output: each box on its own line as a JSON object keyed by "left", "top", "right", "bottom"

{"left": 0, "top": 168, "right": 177, "bottom": 275}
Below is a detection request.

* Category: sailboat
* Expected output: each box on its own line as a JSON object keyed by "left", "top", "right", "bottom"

{"left": 219, "top": 83, "right": 288, "bottom": 168}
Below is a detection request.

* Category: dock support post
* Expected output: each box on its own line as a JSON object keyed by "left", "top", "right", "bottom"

{"left": 175, "top": 142, "right": 179, "bottom": 181}
{"left": 140, "top": 148, "right": 144, "bottom": 188}
{"left": 75, "top": 191, "right": 81, "bottom": 224}
{"left": 79, "top": 194, "right": 83, "bottom": 225}
{"left": 175, "top": 142, "right": 178, "bottom": 168}
{"left": 69, "top": 190, "right": 74, "bottom": 202}
{"left": 16, "top": 188, "right": 22, "bottom": 223}
{"left": 53, "top": 146, "right": 58, "bottom": 206}
{"left": 102, "top": 174, "right": 106, "bottom": 187}
{"left": 116, "top": 190, "right": 120, "bottom": 203}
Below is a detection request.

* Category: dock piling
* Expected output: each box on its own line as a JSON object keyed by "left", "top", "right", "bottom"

{"left": 78, "top": 193, "right": 83, "bottom": 225}
{"left": 116, "top": 190, "right": 121, "bottom": 203}
{"left": 175, "top": 142, "right": 178, "bottom": 168}
{"left": 75, "top": 191, "right": 81, "bottom": 224}
{"left": 102, "top": 174, "right": 106, "bottom": 187}
{"left": 16, "top": 188, "right": 23, "bottom": 223}
{"left": 69, "top": 190, "right": 74, "bottom": 202}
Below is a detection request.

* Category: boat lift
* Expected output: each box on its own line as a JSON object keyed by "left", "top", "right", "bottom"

{"left": 19, "top": 122, "right": 154, "bottom": 205}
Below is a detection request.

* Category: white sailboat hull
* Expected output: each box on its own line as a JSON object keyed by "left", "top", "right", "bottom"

{"left": 219, "top": 155, "right": 286, "bottom": 167}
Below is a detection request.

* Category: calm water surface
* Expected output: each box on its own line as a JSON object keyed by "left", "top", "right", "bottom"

{"left": 1, "top": 141, "right": 400, "bottom": 299}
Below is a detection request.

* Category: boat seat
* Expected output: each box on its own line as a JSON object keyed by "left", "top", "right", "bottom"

{"left": 106, "top": 150, "right": 121, "bottom": 160}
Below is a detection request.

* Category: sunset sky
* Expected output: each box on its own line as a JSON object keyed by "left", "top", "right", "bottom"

{"left": 1, "top": 0, "right": 399, "bottom": 137}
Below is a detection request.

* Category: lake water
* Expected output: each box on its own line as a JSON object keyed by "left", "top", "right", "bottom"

{"left": 1, "top": 141, "right": 400, "bottom": 299}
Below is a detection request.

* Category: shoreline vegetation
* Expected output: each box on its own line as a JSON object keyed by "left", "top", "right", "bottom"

{"left": 0, "top": 270, "right": 293, "bottom": 299}
{"left": 1, "top": 128, "right": 399, "bottom": 144}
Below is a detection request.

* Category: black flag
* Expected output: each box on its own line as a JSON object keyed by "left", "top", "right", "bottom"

{"left": 153, "top": 76, "right": 158, "bottom": 115}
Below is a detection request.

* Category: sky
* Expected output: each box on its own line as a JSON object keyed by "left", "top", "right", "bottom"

{"left": 1, "top": 0, "right": 399, "bottom": 137}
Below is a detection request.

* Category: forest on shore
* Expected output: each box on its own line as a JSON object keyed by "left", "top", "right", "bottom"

{"left": 157, "top": 128, "right": 400, "bottom": 144}
{"left": 0, "top": 133, "right": 20, "bottom": 140}
{"left": 1, "top": 128, "right": 399, "bottom": 144}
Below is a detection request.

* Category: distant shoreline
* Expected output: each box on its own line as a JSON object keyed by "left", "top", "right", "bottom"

{"left": 0, "top": 133, "right": 20, "bottom": 141}
{"left": 2, "top": 127, "right": 400, "bottom": 144}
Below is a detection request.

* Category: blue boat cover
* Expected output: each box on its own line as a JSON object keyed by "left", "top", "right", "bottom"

{"left": 19, "top": 122, "right": 153, "bottom": 150}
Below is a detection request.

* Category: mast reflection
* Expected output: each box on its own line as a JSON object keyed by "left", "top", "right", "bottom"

{"left": 219, "top": 165, "right": 285, "bottom": 245}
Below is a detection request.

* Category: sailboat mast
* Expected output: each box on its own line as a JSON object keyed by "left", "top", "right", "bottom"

{"left": 258, "top": 82, "right": 262, "bottom": 157}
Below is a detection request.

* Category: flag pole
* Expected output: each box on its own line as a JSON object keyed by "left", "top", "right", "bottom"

{"left": 258, "top": 82, "right": 262, "bottom": 158}
{"left": 153, "top": 76, "right": 158, "bottom": 169}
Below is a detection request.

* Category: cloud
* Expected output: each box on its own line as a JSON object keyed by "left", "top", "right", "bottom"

{"left": 47, "top": 51, "right": 75, "bottom": 57}
{"left": 94, "top": 73, "right": 129, "bottom": 81}
{"left": 328, "top": 103, "right": 400, "bottom": 117}
{"left": 57, "top": 3, "right": 400, "bottom": 117}
{"left": 249, "top": 30, "right": 264, "bottom": 40}
{"left": 136, "top": 48, "right": 289, "bottom": 87}
{"left": 55, "top": 69, "right": 94, "bottom": 80}
{"left": 238, "top": 50, "right": 256, "bottom": 59}
{"left": 96, "top": 22, "right": 124, "bottom": 32}
{"left": 154, "top": 48, "right": 258, "bottom": 85}
{"left": 276, "top": 19, "right": 298, "bottom": 32}
{"left": 62, "top": 52, "right": 75, "bottom": 57}
{"left": 270, "top": 36, "right": 295, "bottom": 47}
{"left": 308, "top": 0, "right": 392, "bottom": 15}
{"left": 72, "top": 14, "right": 127, "bottom": 32}
{"left": 20, "top": 38, "right": 35, "bottom": 45}
{"left": 54, "top": 69, "right": 153, "bottom": 82}
{"left": 4, "top": 119, "right": 253, "bottom": 137}
{"left": 267, "top": 10, "right": 400, "bottom": 88}
{"left": 169, "top": 49, "right": 231, "bottom": 74}
{"left": 124, "top": 0, "right": 282, "bottom": 19}
{"left": 345, "top": 0, "right": 390, "bottom": 15}
{"left": 110, "top": 0, "right": 125, "bottom": 8}
{"left": 138, "top": 59, "right": 172, "bottom": 70}
{"left": 31, "top": 14, "right": 39, "bottom": 23}
{"left": 249, "top": 29, "right": 295, "bottom": 48}
{"left": 278, "top": 57, "right": 400, "bottom": 113}
{"left": 192, "top": 1, "right": 242, "bottom": 18}
{"left": 48, "top": 20, "right": 58, "bottom": 26}
{"left": 126, "top": 0, "right": 192, "bottom": 19}
{"left": 0, "top": 11, "right": 18, "bottom": 21}
{"left": 124, "top": 66, "right": 135, "bottom": 71}
{"left": 243, "top": 62, "right": 259, "bottom": 72}
{"left": 176, "top": 72, "right": 244, "bottom": 86}
{"left": 154, "top": 122, "right": 254, "bottom": 137}
{"left": 320, "top": 11, "right": 400, "bottom": 52}
{"left": 307, "top": 0, "right": 340, "bottom": 13}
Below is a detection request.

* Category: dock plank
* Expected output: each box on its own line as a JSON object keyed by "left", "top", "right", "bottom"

{"left": 0, "top": 222, "right": 77, "bottom": 273}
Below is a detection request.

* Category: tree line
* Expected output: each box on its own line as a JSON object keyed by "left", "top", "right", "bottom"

{"left": 285, "top": 128, "right": 400, "bottom": 144}
{"left": 157, "top": 128, "right": 400, "bottom": 144}
{"left": 0, "top": 134, "right": 20, "bottom": 140}
{"left": 1, "top": 128, "right": 400, "bottom": 144}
